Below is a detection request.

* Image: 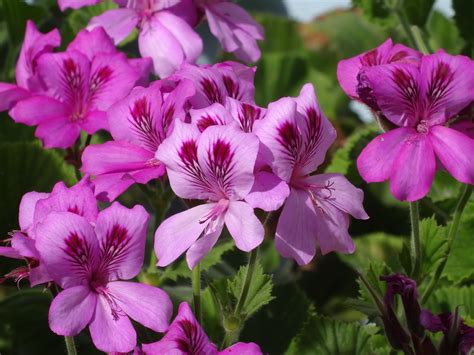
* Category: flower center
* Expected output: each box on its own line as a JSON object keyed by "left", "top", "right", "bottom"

{"left": 416, "top": 120, "right": 429, "bottom": 134}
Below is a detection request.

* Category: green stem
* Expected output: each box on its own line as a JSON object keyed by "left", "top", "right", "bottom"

{"left": 234, "top": 247, "right": 258, "bottom": 316}
{"left": 421, "top": 185, "right": 472, "bottom": 303}
{"left": 393, "top": 7, "right": 417, "bottom": 48}
{"left": 411, "top": 25, "right": 431, "bottom": 54}
{"left": 409, "top": 201, "right": 421, "bottom": 279}
{"left": 192, "top": 263, "right": 202, "bottom": 323}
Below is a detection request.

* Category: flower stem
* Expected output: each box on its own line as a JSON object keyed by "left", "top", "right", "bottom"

{"left": 234, "top": 247, "right": 258, "bottom": 316}
{"left": 393, "top": 7, "right": 417, "bottom": 49}
{"left": 411, "top": 25, "right": 431, "bottom": 54}
{"left": 64, "top": 336, "right": 78, "bottom": 355}
{"left": 192, "top": 263, "right": 202, "bottom": 323}
{"left": 409, "top": 201, "right": 422, "bottom": 279}
{"left": 421, "top": 185, "right": 472, "bottom": 304}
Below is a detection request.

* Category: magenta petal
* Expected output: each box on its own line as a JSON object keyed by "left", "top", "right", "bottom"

{"left": 357, "top": 127, "right": 414, "bottom": 183}
{"left": 29, "top": 264, "right": 52, "bottom": 287}
{"left": 225, "top": 201, "right": 264, "bottom": 252}
{"left": 245, "top": 171, "right": 290, "bottom": 212}
{"left": 154, "top": 204, "right": 214, "bottom": 267}
{"left": 186, "top": 224, "right": 224, "bottom": 269}
{"left": 0, "top": 83, "right": 30, "bottom": 112}
{"left": 390, "top": 134, "right": 436, "bottom": 201}
{"left": 9, "top": 95, "right": 68, "bottom": 126}
{"left": 275, "top": 189, "right": 317, "bottom": 265}
{"left": 35, "top": 117, "right": 81, "bottom": 149}
{"left": 80, "top": 110, "right": 108, "bottom": 134}
{"left": 89, "top": 294, "right": 136, "bottom": 353}
{"left": 220, "top": 342, "right": 262, "bottom": 355}
{"left": 88, "top": 8, "right": 139, "bottom": 44}
{"left": 190, "top": 102, "right": 232, "bottom": 132}
{"left": 67, "top": 27, "right": 116, "bottom": 61}
{"left": 0, "top": 246, "right": 22, "bottom": 259}
{"left": 107, "top": 281, "right": 172, "bottom": 332}
{"left": 49, "top": 285, "right": 97, "bottom": 336}
{"left": 18, "top": 191, "right": 49, "bottom": 231}
{"left": 11, "top": 233, "right": 39, "bottom": 259}
{"left": 94, "top": 203, "right": 149, "bottom": 281}
{"left": 429, "top": 126, "right": 474, "bottom": 185}
{"left": 58, "top": 0, "right": 101, "bottom": 10}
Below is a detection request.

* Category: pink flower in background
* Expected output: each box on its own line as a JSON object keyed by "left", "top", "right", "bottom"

{"left": 88, "top": 0, "right": 202, "bottom": 78}
{"left": 154, "top": 122, "right": 263, "bottom": 269}
{"left": 195, "top": 0, "right": 264, "bottom": 63}
{"left": 142, "top": 302, "right": 262, "bottom": 355}
{"left": 0, "top": 179, "right": 97, "bottom": 286}
{"left": 255, "top": 84, "right": 368, "bottom": 265}
{"left": 58, "top": 0, "right": 102, "bottom": 10}
{"left": 0, "top": 20, "right": 60, "bottom": 112}
{"left": 337, "top": 38, "right": 421, "bottom": 109}
{"left": 82, "top": 79, "right": 194, "bottom": 201}
{"left": 9, "top": 27, "right": 143, "bottom": 149}
{"left": 357, "top": 51, "right": 474, "bottom": 201}
{"left": 36, "top": 202, "right": 172, "bottom": 353}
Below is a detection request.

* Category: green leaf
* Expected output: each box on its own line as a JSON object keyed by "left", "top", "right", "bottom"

{"left": 428, "top": 171, "right": 462, "bottom": 203}
{"left": 418, "top": 216, "right": 448, "bottom": 280}
{"left": 325, "top": 125, "right": 379, "bottom": 184}
{"left": 286, "top": 313, "right": 379, "bottom": 355}
{"left": 228, "top": 261, "right": 274, "bottom": 318}
{"left": 427, "top": 11, "right": 464, "bottom": 54}
{"left": 403, "top": 0, "right": 435, "bottom": 27}
{"left": 452, "top": 0, "right": 474, "bottom": 53}
{"left": 352, "top": 0, "right": 396, "bottom": 27}
{"left": 425, "top": 285, "right": 474, "bottom": 321}
{"left": 0, "top": 113, "right": 36, "bottom": 142}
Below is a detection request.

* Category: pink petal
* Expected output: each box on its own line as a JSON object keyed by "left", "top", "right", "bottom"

{"left": 18, "top": 191, "right": 49, "bottom": 231}
{"left": 58, "top": 0, "right": 101, "bottom": 10}
{"left": 226, "top": 97, "right": 265, "bottom": 133}
{"left": 89, "top": 295, "right": 136, "bottom": 353}
{"left": 0, "top": 246, "right": 22, "bottom": 259}
{"left": 220, "top": 342, "right": 262, "bottom": 354}
{"left": 88, "top": 8, "right": 139, "bottom": 44}
{"left": 9, "top": 95, "right": 69, "bottom": 126}
{"left": 107, "top": 281, "right": 172, "bottom": 332}
{"left": 225, "top": 201, "right": 264, "bottom": 252}
{"left": 154, "top": 204, "right": 214, "bottom": 267}
{"left": 29, "top": 264, "right": 52, "bottom": 287}
{"left": 245, "top": 171, "right": 290, "bottom": 212}
{"left": 67, "top": 27, "right": 116, "bottom": 61}
{"left": 35, "top": 212, "right": 99, "bottom": 288}
{"left": 215, "top": 61, "right": 256, "bottom": 103}
{"left": 49, "top": 285, "right": 97, "bottom": 336}
{"left": 357, "top": 127, "right": 414, "bottom": 183}
{"left": 94, "top": 203, "right": 149, "bottom": 281}
{"left": 390, "top": 134, "right": 436, "bottom": 201}
{"left": 11, "top": 232, "right": 39, "bottom": 259}
{"left": 129, "top": 57, "right": 154, "bottom": 86}
{"left": 275, "top": 188, "right": 318, "bottom": 265}
{"left": 186, "top": 224, "right": 224, "bottom": 269}
{"left": 190, "top": 103, "right": 232, "bottom": 132}
{"left": 35, "top": 116, "right": 81, "bottom": 149}
{"left": 451, "top": 119, "right": 474, "bottom": 140}
{"left": 429, "top": 126, "right": 474, "bottom": 185}
{"left": 0, "top": 83, "right": 30, "bottom": 112}
{"left": 80, "top": 110, "right": 108, "bottom": 134}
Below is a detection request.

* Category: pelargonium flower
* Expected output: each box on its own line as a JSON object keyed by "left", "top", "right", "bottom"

{"left": 9, "top": 27, "right": 145, "bottom": 149}
{"left": 0, "top": 20, "right": 60, "bottom": 111}
{"left": 0, "top": 179, "right": 97, "bottom": 286}
{"left": 142, "top": 302, "right": 262, "bottom": 354}
{"left": 88, "top": 0, "right": 202, "bottom": 78}
{"left": 337, "top": 38, "right": 421, "bottom": 109}
{"left": 154, "top": 122, "right": 264, "bottom": 269}
{"left": 194, "top": 0, "right": 264, "bottom": 63}
{"left": 254, "top": 83, "right": 369, "bottom": 265}
{"left": 36, "top": 202, "right": 172, "bottom": 353}
{"left": 82, "top": 79, "right": 195, "bottom": 201}
{"left": 357, "top": 51, "right": 474, "bottom": 201}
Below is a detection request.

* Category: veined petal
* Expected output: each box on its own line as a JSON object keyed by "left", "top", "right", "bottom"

{"left": 59, "top": 0, "right": 101, "bottom": 10}
{"left": 67, "top": 27, "right": 116, "bottom": 61}
{"left": 107, "top": 281, "right": 172, "bottom": 332}
{"left": 80, "top": 110, "right": 108, "bottom": 134}
{"left": 35, "top": 117, "right": 81, "bottom": 149}
{"left": 161, "top": 79, "right": 195, "bottom": 126}
{"left": 154, "top": 204, "right": 214, "bottom": 267}
{"left": 357, "top": 127, "right": 414, "bottom": 183}
{"left": 390, "top": 134, "right": 435, "bottom": 201}
{"left": 226, "top": 97, "right": 265, "bottom": 133}
{"left": 190, "top": 103, "right": 232, "bottom": 132}
{"left": 429, "top": 126, "right": 474, "bottom": 185}
{"left": 18, "top": 191, "right": 49, "bottom": 232}
{"left": 186, "top": 224, "right": 224, "bottom": 270}
{"left": 11, "top": 232, "right": 39, "bottom": 259}
{"left": 0, "top": 83, "right": 30, "bottom": 112}
{"left": 225, "top": 201, "right": 264, "bottom": 252}
{"left": 88, "top": 8, "right": 139, "bottom": 44}
{"left": 198, "top": 125, "right": 259, "bottom": 200}
{"left": 245, "top": 171, "right": 290, "bottom": 212}
{"left": 35, "top": 212, "right": 99, "bottom": 288}
{"left": 9, "top": 95, "right": 69, "bottom": 126}
{"left": 49, "top": 285, "right": 97, "bottom": 336}
{"left": 275, "top": 188, "right": 317, "bottom": 265}
{"left": 220, "top": 342, "right": 262, "bottom": 355}
{"left": 94, "top": 203, "right": 149, "bottom": 281}
{"left": 0, "top": 246, "right": 22, "bottom": 259}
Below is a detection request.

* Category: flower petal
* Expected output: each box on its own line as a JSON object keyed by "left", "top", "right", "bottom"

{"left": 94, "top": 202, "right": 149, "bottom": 281}
{"left": 429, "top": 126, "right": 474, "bottom": 185}
{"left": 186, "top": 224, "right": 224, "bottom": 269}
{"left": 35, "top": 212, "right": 99, "bottom": 288}
{"left": 226, "top": 97, "right": 265, "bottom": 133}
{"left": 67, "top": 27, "right": 116, "bottom": 61}
{"left": 88, "top": 8, "right": 139, "bottom": 44}
{"left": 154, "top": 204, "right": 214, "bottom": 267}
{"left": 11, "top": 232, "right": 39, "bottom": 259}
{"left": 220, "top": 342, "right": 262, "bottom": 355}
{"left": 18, "top": 191, "right": 49, "bottom": 231}
{"left": 49, "top": 285, "right": 97, "bottom": 336}
{"left": 9, "top": 95, "right": 69, "bottom": 126}
{"left": 0, "top": 83, "right": 30, "bottom": 112}
{"left": 245, "top": 171, "right": 290, "bottom": 212}
{"left": 390, "top": 134, "right": 436, "bottom": 201}
{"left": 0, "top": 246, "right": 22, "bottom": 259}
{"left": 35, "top": 116, "right": 81, "bottom": 149}
{"left": 225, "top": 201, "right": 263, "bottom": 252}
{"left": 357, "top": 127, "right": 414, "bottom": 183}
{"left": 107, "top": 281, "right": 172, "bottom": 332}
{"left": 190, "top": 103, "right": 232, "bottom": 132}
{"left": 58, "top": 0, "right": 101, "bottom": 11}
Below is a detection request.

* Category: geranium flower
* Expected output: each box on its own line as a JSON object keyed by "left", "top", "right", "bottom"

{"left": 254, "top": 83, "right": 368, "bottom": 265}
{"left": 36, "top": 202, "right": 172, "bottom": 353}
{"left": 142, "top": 302, "right": 262, "bottom": 354}
{"left": 0, "top": 20, "right": 60, "bottom": 111}
{"left": 154, "top": 122, "right": 263, "bottom": 269}
{"left": 81, "top": 79, "right": 195, "bottom": 201}
{"left": 9, "top": 27, "right": 144, "bottom": 149}
{"left": 357, "top": 51, "right": 474, "bottom": 201}
{"left": 0, "top": 179, "right": 97, "bottom": 286}
{"left": 58, "top": 0, "right": 102, "bottom": 10}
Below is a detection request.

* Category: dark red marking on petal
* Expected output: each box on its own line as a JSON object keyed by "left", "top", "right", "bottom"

{"left": 205, "top": 139, "right": 236, "bottom": 196}
{"left": 425, "top": 61, "right": 454, "bottom": 115}
{"left": 89, "top": 65, "right": 113, "bottom": 98}
{"left": 390, "top": 50, "right": 409, "bottom": 62}
{"left": 63, "top": 231, "right": 95, "bottom": 279}
{"left": 277, "top": 121, "right": 301, "bottom": 159}
{"left": 222, "top": 75, "right": 242, "bottom": 100}
{"left": 176, "top": 319, "right": 209, "bottom": 355}
{"left": 197, "top": 115, "right": 220, "bottom": 132}
{"left": 360, "top": 49, "right": 381, "bottom": 66}
{"left": 128, "top": 96, "right": 162, "bottom": 151}
{"left": 61, "top": 58, "right": 87, "bottom": 121}
{"left": 238, "top": 103, "right": 264, "bottom": 132}
{"left": 98, "top": 224, "right": 132, "bottom": 277}
{"left": 162, "top": 104, "right": 175, "bottom": 136}
{"left": 201, "top": 78, "right": 223, "bottom": 104}
{"left": 392, "top": 67, "right": 420, "bottom": 116}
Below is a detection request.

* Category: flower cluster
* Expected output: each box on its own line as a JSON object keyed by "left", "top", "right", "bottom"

{"left": 337, "top": 39, "right": 474, "bottom": 201}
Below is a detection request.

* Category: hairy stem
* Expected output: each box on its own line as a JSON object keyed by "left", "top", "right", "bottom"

{"left": 409, "top": 201, "right": 422, "bottom": 279}
{"left": 192, "top": 263, "right": 202, "bottom": 323}
{"left": 421, "top": 185, "right": 472, "bottom": 303}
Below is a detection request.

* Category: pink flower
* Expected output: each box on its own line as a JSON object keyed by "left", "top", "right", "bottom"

{"left": 357, "top": 51, "right": 474, "bottom": 201}
{"left": 58, "top": 0, "right": 102, "bottom": 10}
{"left": 81, "top": 79, "right": 195, "bottom": 201}
{"left": 195, "top": 0, "right": 264, "bottom": 63}
{"left": 0, "top": 179, "right": 97, "bottom": 286}
{"left": 254, "top": 84, "right": 369, "bottom": 265}
{"left": 337, "top": 38, "right": 421, "bottom": 109}
{"left": 88, "top": 0, "right": 202, "bottom": 78}
{"left": 142, "top": 302, "right": 262, "bottom": 354}
{"left": 9, "top": 27, "right": 145, "bottom": 149}
{"left": 36, "top": 202, "right": 172, "bottom": 353}
{"left": 154, "top": 121, "right": 264, "bottom": 269}
{"left": 0, "top": 20, "right": 60, "bottom": 111}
